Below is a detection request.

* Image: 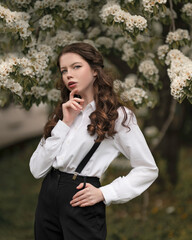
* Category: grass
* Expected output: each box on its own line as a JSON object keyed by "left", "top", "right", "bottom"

{"left": 0, "top": 137, "right": 192, "bottom": 240}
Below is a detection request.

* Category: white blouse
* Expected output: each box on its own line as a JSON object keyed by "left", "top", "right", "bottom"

{"left": 29, "top": 100, "right": 158, "bottom": 206}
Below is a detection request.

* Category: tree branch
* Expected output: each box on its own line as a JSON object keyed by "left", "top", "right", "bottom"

{"left": 169, "top": 0, "right": 176, "bottom": 31}
{"left": 151, "top": 99, "right": 177, "bottom": 151}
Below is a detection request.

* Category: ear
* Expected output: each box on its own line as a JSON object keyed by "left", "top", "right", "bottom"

{"left": 93, "top": 70, "right": 97, "bottom": 77}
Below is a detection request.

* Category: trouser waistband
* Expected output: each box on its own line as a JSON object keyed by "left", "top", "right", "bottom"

{"left": 51, "top": 168, "right": 100, "bottom": 184}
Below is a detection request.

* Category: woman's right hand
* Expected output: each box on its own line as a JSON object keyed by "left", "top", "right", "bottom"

{"left": 62, "top": 89, "right": 84, "bottom": 126}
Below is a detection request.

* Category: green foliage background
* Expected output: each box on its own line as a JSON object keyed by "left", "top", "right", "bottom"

{"left": 0, "top": 137, "right": 191, "bottom": 240}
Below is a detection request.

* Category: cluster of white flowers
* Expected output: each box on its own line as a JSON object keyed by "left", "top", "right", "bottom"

{"left": 113, "top": 79, "right": 123, "bottom": 93}
{"left": 0, "top": 46, "right": 53, "bottom": 96}
{"left": 120, "top": 87, "right": 148, "bottom": 105}
{"left": 47, "top": 89, "right": 61, "bottom": 102}
{"left": 26, "top": 48, "right": 50, "bottom": 77}
{"left": 67, "top": 0, "right": 90, "bottom": 11}
{"left": 87, "top": 27, "right": 101, "bottom": 39}
{"left": 34, "top": 0, "right": 61, "bottom": 10}
{"left": 181, "top": 3, "right": 192, "bottom": 17}
{"left": 165, "top": 49, "right": 192, "bottom": 100}
{"left": 50, "top": 30, "right": 76, "bottom": 48}
{"left": 39, "top": 14, "right": 55, "bottom": 30}
{"left": 71, "top": 9, "right": 88, "bottom": 21}
{"left": 0, "top": 4, "right": 31, "bottom": 39}
{"left": 12, "top": 0, "right": 32, "bottom": 7}
{"left": 139, "top": 59, "right": 159, "bottom": 84}
{"left": 100, "top": 2, "right": 147, "bottom": 33}
{"left": 142, "top": 0, "right": 167, "bottom": 13}
{"left": 166, "top": 28, "right": 190, "bottom": 45}
{"left": 124, "top": 0, "right": 134, "bottom": 3}
{"left": 95, "top": 37, "right": 113, "bottom": 49}
{"left": 157, "top": 44, "right": 169, "bottom": 60}
{"left": 114, "top": 74, "right": 149, "bottom": 106}
{"left": 114, "top": 37, "right": 127, "bottom": 50}
{"left": 26, "top": 86, "right": 47, "bottom": 99}
{"left": 25, "top": 86, "right": 61, "bottom": 102}
{"left": 4, "top": 79, "right": 23, "bottom": 96}
{"left": 39, "top": 70, "right": 52, "bottom": 85}
{"left": 106, "top": 25, "right": 123, "bottom": 38}
{"left": 124, "top": 74, "right": 137, "bottom": 89}
{"left": 82, "top": 39, "right": 97, "bottom": 49}
{"left": 0, "top": 54, "right": 23, "bottom": 96}
{"left": 36, "top": 44, "right": 54, "bottom": 58}
{"left": 121, "top": 43, "right": 135, "bottom": 62}
{"left": 71, "top": 29, "right": 84, "bottom": 40}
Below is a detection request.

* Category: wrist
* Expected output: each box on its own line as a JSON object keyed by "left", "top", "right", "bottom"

{"left": 62, "top": 119, "right": 72, "bottom": 127}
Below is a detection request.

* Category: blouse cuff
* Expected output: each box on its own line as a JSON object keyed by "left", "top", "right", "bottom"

{"left": 51, "top": 120, "right": 70, "bottom": 139}
{"left": 99, "top": 184, "right": 118, "bottom": 206}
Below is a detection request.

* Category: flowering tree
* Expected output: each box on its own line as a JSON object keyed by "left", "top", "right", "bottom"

{"left": 0, "top": 0, "right": 191, "bottom": 167}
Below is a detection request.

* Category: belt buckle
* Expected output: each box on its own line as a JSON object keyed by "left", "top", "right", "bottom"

{"left": 72, "top": 172, "right": 78, "bottom": 180}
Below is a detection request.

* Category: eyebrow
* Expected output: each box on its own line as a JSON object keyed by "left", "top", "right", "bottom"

{"left": 60, "top": 62, "right": 82, "bottom": 70}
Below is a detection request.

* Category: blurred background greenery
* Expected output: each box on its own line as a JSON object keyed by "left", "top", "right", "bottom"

{"left": 0, "top": 134, "right": 192, "bottom": 240}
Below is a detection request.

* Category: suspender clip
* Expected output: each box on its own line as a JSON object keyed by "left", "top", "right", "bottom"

{"left": 72, "top": 172, "right": 78, "bottom": 180}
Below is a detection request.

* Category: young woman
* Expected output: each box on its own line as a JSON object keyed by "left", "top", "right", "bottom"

{"left": 29, "top": 42, "right": 158, "bottom": 240}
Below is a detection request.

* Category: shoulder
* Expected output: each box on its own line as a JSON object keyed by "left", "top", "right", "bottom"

{"left": 115, "top": 106, "right": 137, "bottom": 131}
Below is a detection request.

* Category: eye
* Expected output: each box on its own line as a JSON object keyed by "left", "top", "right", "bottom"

{"left": 61, "top": 69, "right": 67, "bottom": 74}
{"left": 74, "top": 65, "right": 81, "bottom": 69}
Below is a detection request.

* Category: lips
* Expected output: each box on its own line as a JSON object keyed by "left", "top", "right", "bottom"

{"left": 68, "top": 81, "right": 77, "bottom": 88}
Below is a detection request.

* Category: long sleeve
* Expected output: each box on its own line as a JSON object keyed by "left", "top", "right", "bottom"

{"left": 99, "top": 107, "right": 158, "bottom": 206}
{"left": 29, "top": 120, "right": 70, "bottom": 179}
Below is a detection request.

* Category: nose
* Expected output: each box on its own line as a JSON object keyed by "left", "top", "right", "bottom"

{"left": 66, "top": 69, "right": 73, "bottom": 79}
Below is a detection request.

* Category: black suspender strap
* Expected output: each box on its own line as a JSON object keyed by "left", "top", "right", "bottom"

{"left": 72, "top": 141, "right": 101, "bottom": 180}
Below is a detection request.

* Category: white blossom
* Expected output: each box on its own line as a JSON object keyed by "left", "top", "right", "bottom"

{"left": 139, "top": 59, "right": 159, "bottom": 84}
{"left": 12, "top": 0, "right": 32, "bottom": 8}
{"left": 142, "top": 0, "right": 167, "bottom": 13}
{"left": 0, "top": 5, "right": 31, "bottom": 39}
{"left": 28, "top": 86, "right": 47, "bottom": 99}
{"left": 100, "top": 3, "right": 147, "bottom": 33}
{"left": 67, "top": 0, "right": 90, "bottom": 11}
{"left": 165, "top": 49, "right": 192, "bottom": 100}
{"left": 50, "top": 30, "right": 75, "bottom": 48}
{"left": 166, "top": 28, "right": 190, "bottom": 45}
{"left": 124, "top": 74, "right": 137, "bottom": 89}
{"left": 39, "top": 70, "right": 52, "bottom": 84}
{"left": 113, "top": 79, "right": 122, "bottom": 93}
{"left": 48, "top": 89, "right": 61, "bottom": 102}
{"left": 114, "top": 37, "right": 127, "bottom": 50}
{"left": 120, "top": 87, "right": 148, "bottom": 105}
{"left": 87, "top": 27, "right": 101, "bottom": 39}
{"left": 19, "top": 66, "right": 35, "bottom": 77}
{"left": 39, "top": 14, "right": 55, "bottom": 30}
{"left": 122, "top": 43, "right": 135, "bottom": 62}
{"left": 34, "top": 0, "right": 61, "bottom": 10}
{"left": 95, "top": 37, "right": 113, "bottom": 49}
{"left": 181, "top": 3, "right": 192, "bottom": 17}
{"left": 157, "top": 44, "right": 169, "bottom": 60}
{"left": 71, "top": 9, "right": 88, "bottom": 21}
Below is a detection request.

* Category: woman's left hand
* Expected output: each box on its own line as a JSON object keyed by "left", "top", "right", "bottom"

{"left": 70, "top": 183, "right": 104, "bottom": 207}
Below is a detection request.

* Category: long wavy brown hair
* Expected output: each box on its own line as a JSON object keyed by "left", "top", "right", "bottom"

{"left": 43, "top": 42, "right": 131, "bottom": 142}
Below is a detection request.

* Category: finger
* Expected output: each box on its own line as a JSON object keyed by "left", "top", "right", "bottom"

{"left": 70, "top": 103, "right": 78, "bottom": 111}
{"left": 76, "top": 183, "right": 84, "bottom": 189}
{"left": 72, "top": 101, "right": 83, "bottom": 110}
{"left": 70, "top": 194, "right": 88, "bottom": 205}
{"left": 73, "top": 98, "right": 84, "bottom": 103}
{"left": 71, "top": 199, "right": 88, "bottom": 207}
{"left": 69, "top": 89, "right": 78, "bottom": 100}
{"left": 72, "top": 188, "right": 87, "bottom": 199}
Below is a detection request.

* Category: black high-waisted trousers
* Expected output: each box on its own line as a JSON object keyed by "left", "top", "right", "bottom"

{"left": 34, "top": 168, "right": 107, "bottom": 240}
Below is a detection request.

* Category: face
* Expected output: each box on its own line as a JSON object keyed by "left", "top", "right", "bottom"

{"left": 59, "top": 52, "right": 97, "bottom": 98}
